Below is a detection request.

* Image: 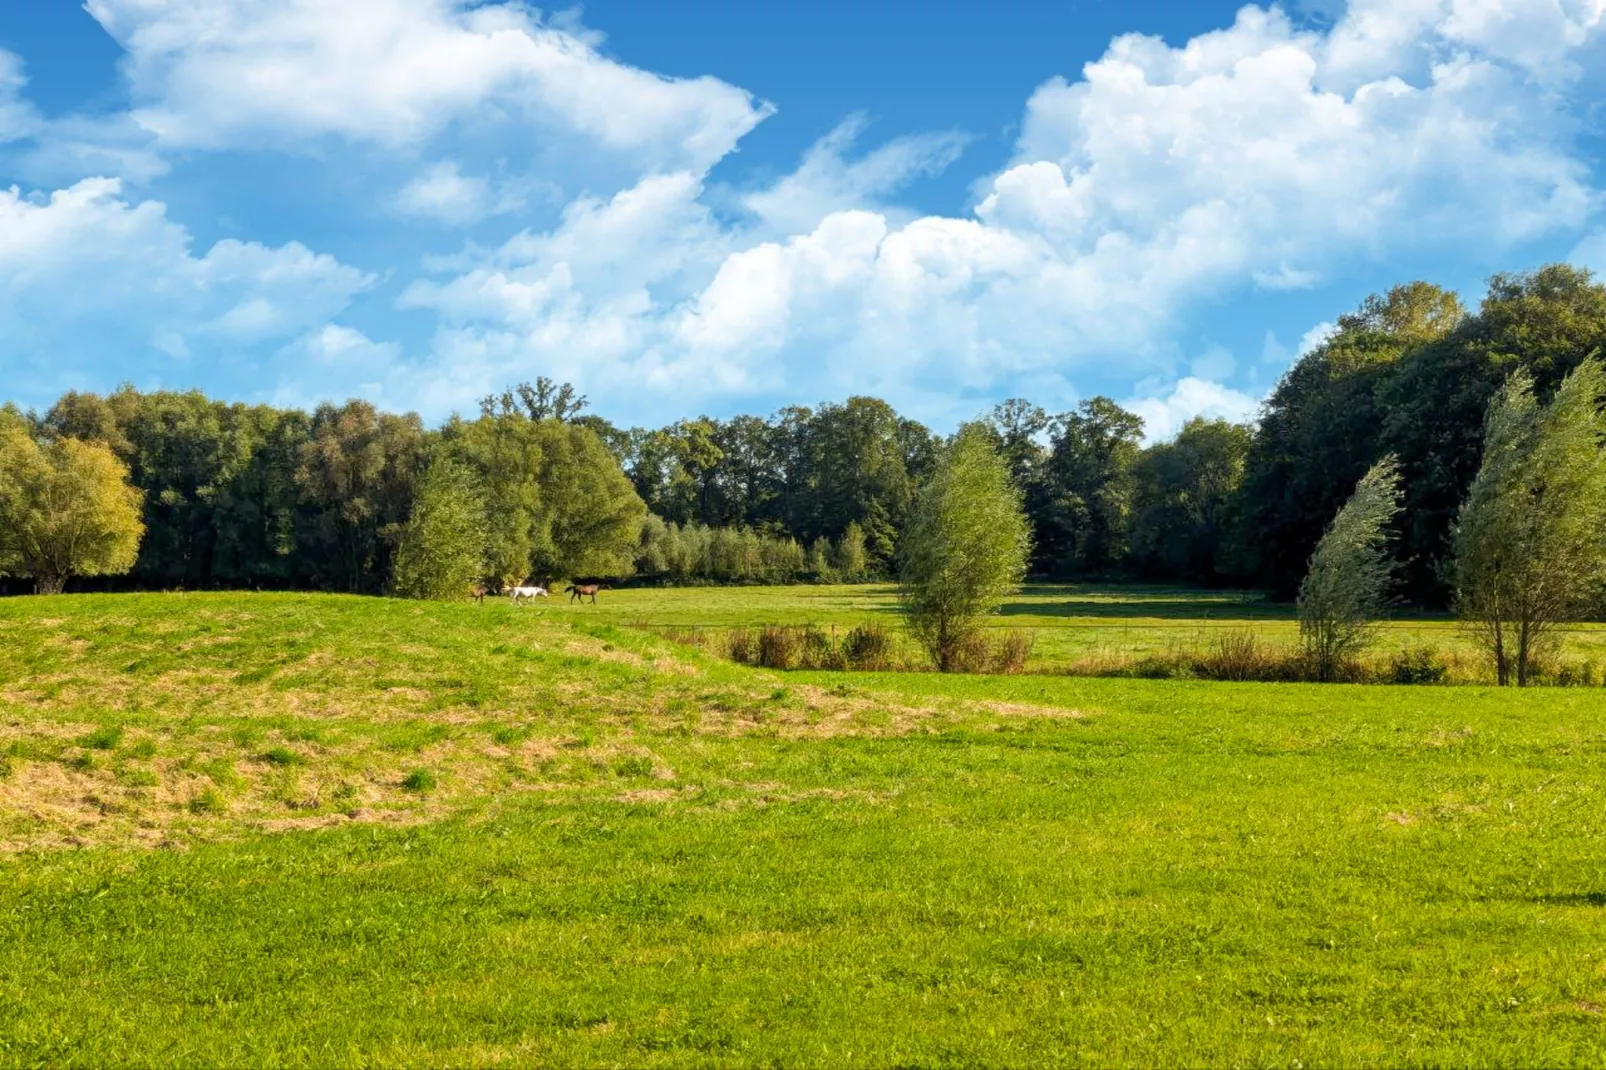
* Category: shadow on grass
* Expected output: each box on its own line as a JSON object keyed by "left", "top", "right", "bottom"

{"left": 1000, "top": 587, "right": 1292, "bottom": 621}
{"left": 1525, "top": 892, "right": 1606, "bottom": 907}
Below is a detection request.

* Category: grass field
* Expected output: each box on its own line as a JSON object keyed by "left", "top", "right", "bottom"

{"left": 577, "top": 582, "right": 1606, "bottom": 676}
{"left": 4, "top": 590, "right": 1606, "bottom": 1066}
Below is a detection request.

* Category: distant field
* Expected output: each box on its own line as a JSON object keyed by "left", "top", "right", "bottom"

{"left": 569, "top": 582, "right": 1606, "bottom": 672}
{"left": 3, "top": 592, "right": 1606, "bottom": 1065}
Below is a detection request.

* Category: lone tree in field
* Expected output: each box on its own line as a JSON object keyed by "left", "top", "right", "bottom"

{"left": 1297, "top": 456, "right": 1402, "bottom": 682}
{"left": 900, "top": 424, "right": 1032, "bottom": 671}
{"left": 0, "top": 423, "right": 145, "bottom": 594}
{"left": 393, "top": 454, "right": 489, "bottom": 601}
{"left": 834, "top": 521, "right": 868, "bottom": 581}
{"left": 1453, "top": 359, "right": 1606, "bottom": 686}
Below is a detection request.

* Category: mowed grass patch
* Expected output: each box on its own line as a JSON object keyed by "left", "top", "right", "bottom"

{"left": 2, "top": 593, "right": 1606, "bottom": 1064}
{"left": 0, "top": 594, "right": 978, "bottom": 850}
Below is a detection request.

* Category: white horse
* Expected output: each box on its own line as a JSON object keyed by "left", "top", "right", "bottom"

{"left": 508, "top": 585, "right": 549, "bottom": 605}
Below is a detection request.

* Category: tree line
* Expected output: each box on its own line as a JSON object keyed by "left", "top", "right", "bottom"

{"left": 2, "top": 263, "right": 1603, "bottom": 611}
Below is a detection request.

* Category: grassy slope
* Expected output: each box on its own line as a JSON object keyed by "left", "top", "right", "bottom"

{"left": 3, "top": 593, "right": 1606, "bottom": 1066}
{"left": 578, "top": 582, "right": 1606, "bottom": 671}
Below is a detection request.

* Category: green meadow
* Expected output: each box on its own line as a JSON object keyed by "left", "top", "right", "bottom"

{"left": 3, "top": 589, "right": 1606, "bottom": 1066}
{"left": 579, "top": 582, "right": 1606, "bottom": 672}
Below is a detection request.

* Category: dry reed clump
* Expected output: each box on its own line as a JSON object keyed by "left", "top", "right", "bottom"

{"left": 711, "top": 622, "right": 1032, "bottom": 675}
{"left": 726, "top": 628, "right": 756, "bottom": 665}
{"left": 757, "top": 626, "right": 802, "bottom": 670}
{"left": 988, "top": 630, "right": 1035, "bottom": 674}
{"left": 841, "top": 622, "right": 896, "bottom": 672}
{"left": 1117, "top": 630, "right": 1306, "bottom": 682}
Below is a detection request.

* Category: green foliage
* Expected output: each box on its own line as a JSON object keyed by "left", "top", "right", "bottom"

{"left": 1240, "top": 283, "right": 1464, "bottom": 598}
{"left": 1453, "top": 360, "right": 1606, "bottom": 686}
{"left": 832, "top": 521, "right": 869, "bottom": 581}
{"left": 1038, "top": 398, "right": 1145, "bottom": 575}
{"left": 900, "top": 424, "right": 1032, "bottom": 670}
{"left": 1298, "top": 457, "right": 1403, "bottom": 682}
{"left": 296, "top": 400, "right": 427, "bottom": 592}
{"left": 448, "top": 413, "right": 645, "bottom": 584}
{"left": 806, "top": 536, "right": 835, "bottom": 582}
{"left": 635, "top": 520, "right": 806, "bottom": 584}
{"left": 393, "top": 455, "right": 487, "bottom": 600}
{"left": 1129, "top": 418, "right": 1252, "bottom": 582}
{"left": 0, "top": 426, "right": 145, "bottom": 593}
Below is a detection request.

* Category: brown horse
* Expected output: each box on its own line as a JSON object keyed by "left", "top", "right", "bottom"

{"left": 470, "top": 583, "right": 491, "bottom": 604}
{"left": 566, "top": 583, "right": 606, "bottom": 604}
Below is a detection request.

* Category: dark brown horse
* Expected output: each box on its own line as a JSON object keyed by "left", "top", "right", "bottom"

{"left": 566, "top": 583, "right": 607, "bottom": 604}
{"left": 470, "top": 583, "right": 491, "bottom": 604}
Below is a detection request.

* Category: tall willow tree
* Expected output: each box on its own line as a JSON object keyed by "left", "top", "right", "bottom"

{"left": 1297, "top": 456, "right": 1402, "bottom": 682}
{"left": 1453, "top": 360, "right": 1606, "bottom": 686}
{"left": 392, "top": 455, "right": 486, "bottom": 601}
{"left": 0, "top": 424, "right": 145, "bottom": 594}
{"left": 899, "top": 425, "right": 1032, "bottom": 671}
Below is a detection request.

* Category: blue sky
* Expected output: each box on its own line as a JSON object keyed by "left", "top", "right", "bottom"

{"left": 1, "top": 1, "right": 1603, "bottom": 438}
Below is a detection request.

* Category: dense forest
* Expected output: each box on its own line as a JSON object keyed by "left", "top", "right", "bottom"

{"left": 3, "top": 264, "right": 1603, "bottom": 606}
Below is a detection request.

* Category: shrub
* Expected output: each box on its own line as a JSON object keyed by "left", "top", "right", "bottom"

{"left": 947, "top": 632, "right": 993, "bottom": 674}
{"left": 726, "top": 628, "right": 756, "bottom": 665}
{"left": 401, "top": 768, "right": 437, "bottom": 793}
{"left": 798, "top": 626, "right": 844, "bottom": 670}
{"left": 841, "top": 622, "right": 895, "bottom": 672}
{"left": 1200, "top": 630, "right": 1283, "bottom": 682}
{"left": 1554, "top": 661, "right": 1600, "bottom": 688}
{"left": 989, "top": 630, "right": 1034, "bottom": 675}
{"left": 757, "top": 626, "right": 802, "bottom": 670}
{"left": 1389, "top": 646, "right": 1450, "bottom": 685}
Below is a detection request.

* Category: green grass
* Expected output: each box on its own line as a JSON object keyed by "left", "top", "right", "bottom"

{"left": 2, "top": 591, "right": 1606, "bottom": 1065}
{"left": 577, "top": 582, "right": 1606, "bottom": 674}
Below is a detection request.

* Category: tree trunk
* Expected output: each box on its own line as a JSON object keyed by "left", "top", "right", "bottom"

{"left": 1516, "top": 620, "right": 1531, "bottom": 688}
{"left": 34, "top": 573, "right": 67, "bottom": 596}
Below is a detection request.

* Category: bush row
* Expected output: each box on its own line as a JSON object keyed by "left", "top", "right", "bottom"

{"left": 658, "top": 622, "right": 1034, "bottom": 674}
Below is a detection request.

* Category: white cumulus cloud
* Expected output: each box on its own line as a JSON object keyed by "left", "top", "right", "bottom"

{"left": 84, "top": 0, "right": 772, "bottom": 177}
{"left": 1125, "top": 377, "right": 1264, "bottom": 443}
{"left": 0, "top": 178, "right": 374, "bottom": 396}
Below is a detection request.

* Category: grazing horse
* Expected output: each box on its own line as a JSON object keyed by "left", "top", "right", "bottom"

{"left": 508, "top": 584, "right": 549, "bottom": 605}
{"left": 566, "top": 583, "right": 606, "bottom": 604}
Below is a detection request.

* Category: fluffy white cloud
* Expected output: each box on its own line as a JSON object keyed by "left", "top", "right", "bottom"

{"left": 992, "top": 5, "right": 1594, "bottom": 297}
{"left": 397, "top": 0, "right": 1603, "bottom": 424}
{"left": 85, "top": 0, "right": 772, "bottom": 176}
{"left": 1125, "top": 377, "right": 1263, "bottom": 443}
{"left": 3, "top": 0, "right": 1603, "bottom": 425}
{"left": 0, "top": 178, "right": 374, "bottom": 394}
